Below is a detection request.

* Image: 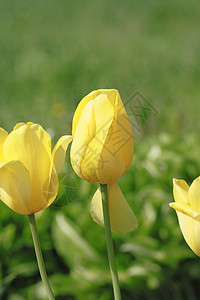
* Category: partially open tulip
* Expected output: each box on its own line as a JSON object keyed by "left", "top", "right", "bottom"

{"left": 0, "top": 122, "right": 72, "bottom": 215}
{"left": 170, "top": 177, "right": 200, "bottom": 256}
{"left": 70, "top": 89, "right": 138, "bottom": 232}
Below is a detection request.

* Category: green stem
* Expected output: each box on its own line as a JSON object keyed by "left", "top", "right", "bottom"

{"left": 28, "top": 214, "right": 55, "bottom": 300}
{"left": 100, "top": 184, "right": 122, "bottom": 300}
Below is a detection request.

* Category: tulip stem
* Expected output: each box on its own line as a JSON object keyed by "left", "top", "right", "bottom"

{"left": 28, "top": 214, "right": 55, "bottom": 300}
{"left": 100, "top": 184, "right": 122, "bottom": 300}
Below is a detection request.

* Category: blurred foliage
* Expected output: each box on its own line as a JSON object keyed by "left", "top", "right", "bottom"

{"left": 0, "top": 0, "right": 200, "bottom": 299}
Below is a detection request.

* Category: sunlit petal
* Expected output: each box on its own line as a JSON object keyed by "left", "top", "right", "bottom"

{"left": 176, "top": 211, "right": 200, "bottom": 256}
{"left": 4, "top": 124, "right": 51, "bottom": 212}
{"left": 0, "top": 127, "right": 8, "bottom": 160}
{"left": 71, "top": 95, "right": 114, "bottom": 183}
{"left": 0, "top": 161, "right": 30, "bottom": 214}
{"left": 42, "top": 164, "right": 59, "bottom": 209}
{"left": 30, "top": 123, "right": 52, "bottom": 158}
{"left": 173, "top": 178, "right": 189, "bottom": 204}
{"left": 13, "top": 122, "right": 26, "bottom": 130}
{"left": 91, "top": 181, "right": 138, "bottom": 232}
{"left": 90, "top": 187, "right": 104, "bottom": 227}
{"left": 169, "top": 202, "right": 200, "bottom": 219}
{"left": 52, "top": 135, "right": 73, "bottom": 175}
{"left": 188, "top": 176, "right": 200, "bottom": 210}
{"left": 81, "top": 95, "right": 114, "bottom": 183}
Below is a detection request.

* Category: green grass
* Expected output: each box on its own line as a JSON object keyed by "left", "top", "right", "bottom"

{"left": 0, "top": 0, "right": 200, "bottom": 299}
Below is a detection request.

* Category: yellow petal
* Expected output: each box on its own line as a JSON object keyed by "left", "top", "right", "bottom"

{"left": 42, "top": 164, "right": 59, "bottom": 209}
{"left": 13, "top": 122, "right": 35, "bottom": 131}
{"left": 71, "top": 101, "right": 96, "bottom": 179}
{"left": 13, "top": 122, "right": 25, "bottom": 130}
{"left": 13, "top": 122, "right": 52, "bottom": 159}
{"left": 173, "top": 178, "right": 189, "bottom": 204}
{"left": 31, "top": 123, "right": 60, "bottom": 210}
{"left": 0, "top": 127, "right": 8, "bottom": 160}
{"left": 4, "top": 124, "right": 51, "bottom": 213}
{"left": 107, "top": 181, "right": 138, "bottom": 232}
{"left": 96, "top": 134, "right": 128, "bottom": 184}
{"left": 176, "top": 211, "right": 200, "bottom": 256}
{"left": 98, "top": 89, "right": 133, "bottom": 177}
{"left": 30, "top": 123, "right": 51, "bottom": 158}
{"left": 26, "top": 121, "right": 35, "bottom": 127}
{"left": 71, "top": 95, "right": 114, "bottom": 183}
{"left": 90, "top": 181, "right": 138, "bottom": 233}
{"left": 96, "top": 90, "right": 133, "bottom": 182}
{"left": 81, "top": 95, "right": 115, "bottom": 182}
{"left": 72, "top": 92, "right": 95, "bottom": 136}
{"left": 71, "top": 89, "right": 134, "bottom": 183}
{"left": 97, "top": 119, "right": 132, "bottom": 183}
{"left": 114, "top": 100, "right": 134, "bottom": 177}
{"left": 72, "top": 89, "right": 118, "bottom": 136}
{"left": 0, "top": 161, "right": 30, "bottom": 214}
{"left": 169, "top": 202, "right": 200, "bottom": 219}
{"left": 90, "top": 187, "right": 104, "bottom": 227}
{"left": 52, "top": 135, "right": 73, "bottom": 174}
{"left": 188, "top": 176, "right": 200, "bottom": 210}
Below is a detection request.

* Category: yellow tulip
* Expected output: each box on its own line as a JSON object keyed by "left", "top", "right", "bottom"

{"left": 0, "top": 122, "right": 72, "bottom": 215}
{"left": 170, "top": 177, "right": 200, "bottom": 256}
{"left": 70, "top": 89, "right": 138, "bottom": 232}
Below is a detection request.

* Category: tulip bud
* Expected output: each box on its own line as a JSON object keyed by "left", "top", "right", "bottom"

{"left": 70, "top": 89, "right": 138, "bottom": 232}
{"left": 0, "top": 122, "right": 72, "bottom": 214}
{"left": 170, "top": 177, "right": 200, "bottom": 256}
{"left": 70, "top": 89, "right": 134, "bottom": 184}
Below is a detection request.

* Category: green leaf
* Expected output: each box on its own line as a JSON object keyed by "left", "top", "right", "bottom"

{"left": 52, "top": 213, "right": 102, "bottom": 268}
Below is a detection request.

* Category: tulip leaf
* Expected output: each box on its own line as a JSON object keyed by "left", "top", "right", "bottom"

{"left": 0, "top": 274, "right": 16, "bottom": 298}
{"left": 52, "top": 213, "right": 102, "bottom": 268}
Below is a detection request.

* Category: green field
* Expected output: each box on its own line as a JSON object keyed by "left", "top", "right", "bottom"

{"left": 0, "top": 0, "right": 200, "bottom": 299}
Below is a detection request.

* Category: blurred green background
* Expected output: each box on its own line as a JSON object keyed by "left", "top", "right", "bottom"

{"left": 0, "top": 0, "right": 200, "bottom": 299}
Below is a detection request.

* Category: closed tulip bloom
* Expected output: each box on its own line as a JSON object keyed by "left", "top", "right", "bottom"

{"left": 0, "top": 122, "right": 72, "bottom": 215}
{"left": 70, "top": 89, "right": 138, "bottom": 232}
{"left": 170, "top": 177, "right": 200, "bottom": 256}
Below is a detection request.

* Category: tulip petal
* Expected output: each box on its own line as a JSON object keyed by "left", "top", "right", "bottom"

{"left": 97, "top": 118, "right": 132, "bottom": 183}
{"left": 71, "top": 96, "right": 114, "bottom": 183}
{"left": 13, "top": 122, "right": 26, "bottom": 130}
{"left": 30, "top": 123, "right": 52, "bottom": 158}
{"left": 173, "top": 178, "right": 189, "bottom": 205}
{"left": 0, "top": 127, "right": 8, "bottom": 160}
{"left": 97, "top": 89, "right": 134, "bottom": 177}
{"left": 13, "top": 122, "right": 35, "bottom": 131}
{"left": 44, "top": 135, "right": 73, "bottom": 208}
{"left": 71, "top": 89, "right": 134, "bottom": 184}
{"left": 90, "top": 187, "right": 104, "bottom": 227}
{"left": 72, "top": 89, "right": 118, "bottom": 136}
{"left": 72, "top": 93, "right": 94, "bottom": 136}
{"left": 0, "top": 161, "right": 30, "bottom": 214}
{"left": 13, "top": 123, "right": 51, "bottom": 157}
{"left": 4, "top": 124, "right": 51, "bottom": 213}
{"left": 90, "top": 181, "right": 138, "bottom": 233}
{"left": 42, "top": 164, "right": 59, "bottom": 209}
{"left": 169, "top": 202, "right": 200, "bottom": 219}
{"left": 81, "top": 95, "right": 115, "bottom": 182}
{"left": 115, "top": 103, "right": 134, "bottom": 177}
{"left": 176, "top": 211, "right": 200, "bottom": 256}
{"left": 188, "top": 176, "right": 200, "bottom": 210}
{"left": 52, "top": 135, "right": 73, "bottom": 175}
{"left": 71, "top": 101, "right": 97, "bottom": 180}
